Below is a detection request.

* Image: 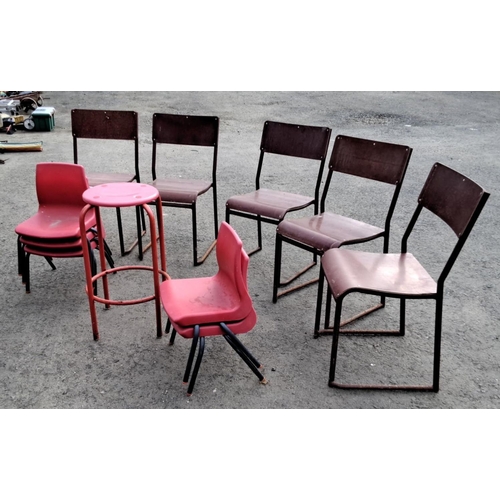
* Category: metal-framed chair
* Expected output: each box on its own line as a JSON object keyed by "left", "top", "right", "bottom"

{"left": 160, "top": 222, "right": 267, "bottom": 396}
{"left": 319, "top": 162, "right": 489, "bottom": 391}
{"left": 226, "top": 120, "right": 331, "bottom": 256}
{"left": 273, "top": 135, "right": 412, "bottom": 334}
{"left": 148, "top": 113, "right": 219, "bottom": 266}
{"left": 71, "top": 109, "right": 146, "bottom": 259}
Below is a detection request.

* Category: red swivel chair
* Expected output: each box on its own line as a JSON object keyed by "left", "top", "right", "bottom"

{"left": 15, "top": 162, "right": 113, "bottom": 293}
{"left": 160, "top": 222, "right": 267, "bottom": 396}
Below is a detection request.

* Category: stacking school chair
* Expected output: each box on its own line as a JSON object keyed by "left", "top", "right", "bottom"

{"left": 273, "top": 135, "right": 412, "bottom": 333}
{"left": 226, "top": 120, "right": 331, "bottom": 256}
{"left": 149, "top": 113, "right": 219, "bottom": 266}
{"left": 71, "top": 109, "right": 146, "bottom": 259}
{"left": 19, "top": 230, "right": 113, "bottom": 295}
{"left": 15, "top": 162, "right": 113, "bottom": 293}
{"left": 160, "top": 222, "right": 267, "bottom": 396}
{"left": 319, "top": 162, "right": 489, "bottom": 392}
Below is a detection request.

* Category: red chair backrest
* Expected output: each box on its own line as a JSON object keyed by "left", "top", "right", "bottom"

{"left": 216, "top": 222, "right": 254, "bottom": 319}
{"left": 36, "top": 162, "right": 89, "bottom": 207}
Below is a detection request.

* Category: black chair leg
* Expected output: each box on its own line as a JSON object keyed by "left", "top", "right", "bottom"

{"left": 272, "top": 234, "right": 318, "bottom": 303}
{"left": 17, "top": 235, "right": 24, "bottom": 276}
{"left": 24, "top": 253, "right": 31, "bottom": 293}
{"left": 432, "top": 296, "right": 443, "bottom": 393}
{"left": 220, "top": 323, "right": 261, "bottom": 369}
{"left": 44, "top": 257, "right": 56, "bottom": 270}
{"left": 183, "top": 325, "right": 200, "bottom": 385}
{"left": 116, "top": 206, "right": 146, "bottom": 258}
{"left": 136, "top": 205, "right": 143, "bottom": 261}
{"left": 220, "top": 323, "right": 266, "bottom": 383}
{"left": 314, "top": 266, "right": 326, "bottom": 338}
{"left": 328, "top": 297, "right": 343, "bottom": 386}
{"left": 169, "top": 330, "right": 177, "bottom": 345}
{"left": 187, "top": 336, "right": 205, "bottom": 396}
{"left": 272, "top": 233, "right": 282, "bottom": 303}
{"left": 116, "top": 207, "right": 126, "bottom": 256}
{"left": 247, "top": 216, "right": 263, "bottom": 257}
{"left": 192, "top": 203, "right": 218, "bottom": 267}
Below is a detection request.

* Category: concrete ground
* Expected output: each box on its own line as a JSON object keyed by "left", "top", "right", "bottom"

{"left": 1, "top": 91, "right": 499, "bottom": 409}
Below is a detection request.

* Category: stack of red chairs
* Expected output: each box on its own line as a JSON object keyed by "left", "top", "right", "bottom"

{"left": 15, "top": 162, "right": 113, "bottom": 293}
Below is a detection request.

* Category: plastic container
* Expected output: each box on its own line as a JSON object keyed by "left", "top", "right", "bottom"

{"left": 31, "top": 106, "right": 56, "bottom": 131}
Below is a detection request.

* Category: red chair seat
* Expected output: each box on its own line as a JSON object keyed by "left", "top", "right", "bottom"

{"left": 15, "top": 207, "right": 97, "bottom": 240}
{"left": 168, "top": 309, "right": 257, "bottom": 339}
{"left": 161, "top": 274, "right": 254, "bottom": 334}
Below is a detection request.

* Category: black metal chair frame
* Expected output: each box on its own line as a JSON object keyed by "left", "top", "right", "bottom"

{"left": 71, "top": 109, "right": 146, "bottom": 259}
{"left": 18, "top": 229, "right": 114, "bottom": 295}
{"left": 149, "top": 113, "right": 219, "bottom": 266}
{"left": 166, "top": 321, "right": 266, "bottom": 396}
{"left": 225, "top": 121, "right": 332, "bottom": 256}
{"left": 273, "top": 135, "right": 412, "bottom": 333}
{"left": 319, "top": 162, "right": 490, "bottom": 392}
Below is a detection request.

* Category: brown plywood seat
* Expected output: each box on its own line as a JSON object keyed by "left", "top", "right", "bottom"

{"left": 277, "top": 212, "right": 384, "bottom": 254}
{"left": 319, "top": 162, "right": 490, "bottom": 392}
{"left": 322, "top": 250, "right": 437, "bottom": 300}
{"left": 227, "top": 188, "right": 314, "bottom": 221}
{"left": 152, "top": 178, "right": 213, "bottom": 204}
{"left": 226, "top": 120, "right": 332, "bottom": 257}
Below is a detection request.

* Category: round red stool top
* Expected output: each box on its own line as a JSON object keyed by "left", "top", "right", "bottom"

{"left": 83, "top": 183, "right": 159, "bottom": 207}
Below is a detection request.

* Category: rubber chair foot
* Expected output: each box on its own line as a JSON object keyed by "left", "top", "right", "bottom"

{"left": 260, "top": 378, "right": 269, "bottom": 385}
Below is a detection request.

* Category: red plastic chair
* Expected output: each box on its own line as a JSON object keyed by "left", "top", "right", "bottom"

{"left": 15, "top": 162, "right": 113, "bottom": 293}
{"left": 319, "top": 163, "right": 490, "bottom": 391}
{"left": 160, "top": 222, "right": 267, "bottom": 396}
